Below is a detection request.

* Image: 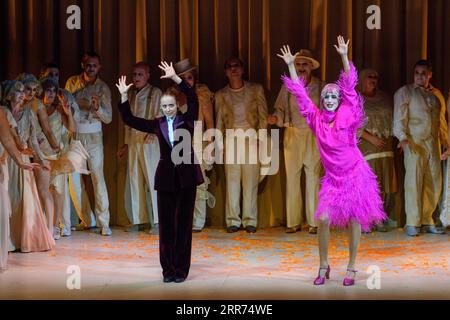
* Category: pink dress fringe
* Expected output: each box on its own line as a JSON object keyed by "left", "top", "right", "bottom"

{"left": 282, "top": 63, "right": 386, "bottom": 232}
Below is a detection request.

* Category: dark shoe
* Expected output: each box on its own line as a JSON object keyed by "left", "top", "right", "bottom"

{"left": 308, "top": 226, "right": 318, "bottom": 234}
{"left": 375, "top": 224, "right": 388, "bottom": 232}
{"left": 163, "top": 276, "right": 175, "bottom": 283}
{"left": 245, "top": 226, "right": 257, "bottom": 233}
{"left": 174, "top": 277, "right": 186, "bottom": 283}
{"left": 227, "top": 226, "right": 239, "bottom": 233}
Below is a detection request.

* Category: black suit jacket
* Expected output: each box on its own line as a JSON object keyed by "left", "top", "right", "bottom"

{"left": 118, "top": 80, "right": 204, "bottom": 192}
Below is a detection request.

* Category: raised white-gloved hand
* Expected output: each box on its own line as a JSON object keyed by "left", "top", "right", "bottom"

{"left": 277, "top": 45, "right": 299, "bottom": 66}
{"left": 158, "top": 61, "right": 182, "bottom": 84}
{"left": 333, "top": 35, "right": 350, "bottom": 56}
{"left": 115, "top": 75, "right": 133, "bottom": 103}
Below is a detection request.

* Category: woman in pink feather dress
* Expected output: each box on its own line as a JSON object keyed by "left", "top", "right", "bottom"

{"left": 278, "top": 36, "right": 386, "bottom": 286}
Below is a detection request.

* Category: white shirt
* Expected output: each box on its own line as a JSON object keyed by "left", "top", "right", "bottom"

{"left": 166, "top": 116, "right": 175, "bottom": 147}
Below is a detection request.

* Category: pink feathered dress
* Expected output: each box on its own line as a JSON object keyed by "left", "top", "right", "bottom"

{"left": 283, "top": 63, "right": 386, "bottom": 232}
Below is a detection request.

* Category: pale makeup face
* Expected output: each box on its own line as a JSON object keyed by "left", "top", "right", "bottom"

{"left": 24, "top": 83, "right": 39, "bottom": 101}
{"left": 43, "top": 87, "right": 57, "bottom": 106}
{"left": 322, "top": 90, "right": 340, "bottom": 112}
{"left": 12, "top": 89, "right": 25, "bottom": 105}
{"left": 224, "top": 60, "right": 244, "bottom": 81}
{"left": 132, "top": 66, "right": 150, "bottom": 90}
{"left": 295, "top": 58, "right": 313, "bottom": 80}
{"left": 82, "top": 57, "right": 101, "bottom": 79}
{"left": 180, "top": 71, "right": 195, "bottom": 87}
{"left": 414, "top": 65, "right": 432, "bottom": 88}
{"left": 362, "top": 71, "right": 378, "bottom": 92}
{"left": 160, "top": 95, "right": 178, "bottom": 118}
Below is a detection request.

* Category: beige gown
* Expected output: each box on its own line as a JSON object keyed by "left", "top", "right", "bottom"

{"left": 8, "top": 108, "right": 55, "bottom": 253}
{"left": 0, "top": 138, "right": 11, "bottom": 270}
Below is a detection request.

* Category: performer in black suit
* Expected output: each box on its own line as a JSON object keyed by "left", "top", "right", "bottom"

{"left": 116, "top": 61, "right": 204, "bottom": 283}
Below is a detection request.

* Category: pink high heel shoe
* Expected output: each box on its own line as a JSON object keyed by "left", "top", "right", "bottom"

{"left": 343, "top": 269, "right": 357, "bottom": 286}
{"left": 313, "top": 265, "right": 330, "bottom": 285}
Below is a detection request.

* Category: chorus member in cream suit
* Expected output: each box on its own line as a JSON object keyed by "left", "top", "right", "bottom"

{"left": 66, "top": 52, "right": 113, "bottom": 236}
{"left": 268, "top": 49, "right": 323, "bottom": 234}
{"left": 394, "top": 60, "right": 448, "bottom": 236}
{"left": 173, "top": 59, "right": 216, "bottom": 233}
{"left": 439, "top": 92, "right": 450, "bottom": 228}
{"left": 215, "top": 57, "right": 268, "bottom": 233}
{"left": 117, "top": 62, "right": 162, "bottom": 234}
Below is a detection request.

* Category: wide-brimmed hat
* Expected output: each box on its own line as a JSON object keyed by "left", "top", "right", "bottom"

{"left": 295, "top": 49, "right": 320, "bottom": 70}
{"left": 174, "top": 58, "right": 197, "bottom": 76}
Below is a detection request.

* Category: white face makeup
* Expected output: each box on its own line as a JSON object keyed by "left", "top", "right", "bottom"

{"left": 160, "top": 95, "right": 178, "bottom": 118}
{"left": 322, "top": 89, "right": 340, "bottom": 112}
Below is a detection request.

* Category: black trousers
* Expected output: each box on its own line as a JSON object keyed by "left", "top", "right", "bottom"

{"left": 157, "top": 186, "right": 197, "bottom": 279}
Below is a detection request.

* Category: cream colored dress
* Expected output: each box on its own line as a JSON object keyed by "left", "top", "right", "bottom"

{"left": 8, "top": 108, "right": 55, "bottom": 253}
{"left": 0, "top": 107, "right": 15, "bottom": 270}
{"left": 358, "top": 91, "right": 397, "bottom": 194}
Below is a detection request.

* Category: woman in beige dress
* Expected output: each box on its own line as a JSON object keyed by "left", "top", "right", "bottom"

{"left": 0, "top": 103, "right": 40, "bottom": 270}
{"left": 2, "top": 80, "right": 55, "bottom": 253}
{"left": 38, "top": 77, "right": 77, "bottom": 239}
{"left": 358, "top": 69, "right": 398, "bottom": 232}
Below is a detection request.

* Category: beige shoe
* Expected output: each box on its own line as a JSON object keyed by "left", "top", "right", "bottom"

{"left": 308, "top": 227, "right": 318, "bottom": 234}
{"left": 285, "top": 226, "right": 299, "bottom": 233}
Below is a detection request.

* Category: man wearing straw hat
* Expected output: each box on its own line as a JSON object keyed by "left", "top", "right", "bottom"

{"left": 268, "top": 49, "right": 323, "bottom": 234}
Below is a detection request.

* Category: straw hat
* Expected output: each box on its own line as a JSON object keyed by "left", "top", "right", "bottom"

{"left": 295, "top": 49, "right": 320, "bottom": 70}
{"left": 174, "top": 59, "right": 197, "bottom": 76}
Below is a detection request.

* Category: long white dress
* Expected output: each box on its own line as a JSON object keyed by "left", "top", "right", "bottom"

{"left": 0, "top": 107, "right": 17, "bottom": 270}
{"left": 8, "top": 108, "right": 55, "bottom": 253}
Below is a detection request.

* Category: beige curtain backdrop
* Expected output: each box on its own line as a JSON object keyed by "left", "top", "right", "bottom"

{"left": 1, "top": 0, "right": 449, "bottom": 227}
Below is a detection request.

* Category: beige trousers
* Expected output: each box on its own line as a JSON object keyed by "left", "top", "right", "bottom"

{"left": 284, "top": 127, "right": 321, "bottom": 228}
{"left": 403, "top": 138, "right": 442, "bottom": 227}
{"left": 124, "top": 139, "right": 159, "bottom": 225}
{"left": 71, "top": 132, "right": 110, "bottom": 228}
{"left": 224, "top": 137, "right": 260, "bottom": 228}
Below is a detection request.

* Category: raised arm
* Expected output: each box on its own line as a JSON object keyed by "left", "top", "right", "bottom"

{"left": 58, "top": 93, "right": 77, "bottom": 133}
{"left": 334, "top": 35, "right": 350, "bottom": 74}
{"left": 333, "top": 36, "right": 365, "bottom": 130}
{"left": 158, "top": 61, "right": 199, "bottom": 122}
{"left": 278, "top": 45, "right": 320, "bottom": 133}
{"left": 116, "top": 76, "right": 158, "bottom": 134}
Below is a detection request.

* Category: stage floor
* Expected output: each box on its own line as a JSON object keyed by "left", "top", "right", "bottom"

{"left": 1, "top": 227, "right": 449, "bottom": 300}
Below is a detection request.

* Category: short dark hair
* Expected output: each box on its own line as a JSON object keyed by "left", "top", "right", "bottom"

{"left": 82, "top": 51, "right": 101, "bottom": 64}
{"left": 224, "top": 57, "right": 244, "bottom": 70}
{"left": 40, "top": 62, "right": 59, "bottom": 79}
{"left": 414, "top": 59, "right": 432, "bottom": 72}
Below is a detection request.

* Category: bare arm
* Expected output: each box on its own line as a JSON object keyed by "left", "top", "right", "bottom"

{"left": 58, "top": 93, "right": 77, "bottom": 133}
{"left": 0, "top": 110, "right": 39, "bottom": 170}
{"left": 36, "top": 104, "right": 60, "bottom": 150}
